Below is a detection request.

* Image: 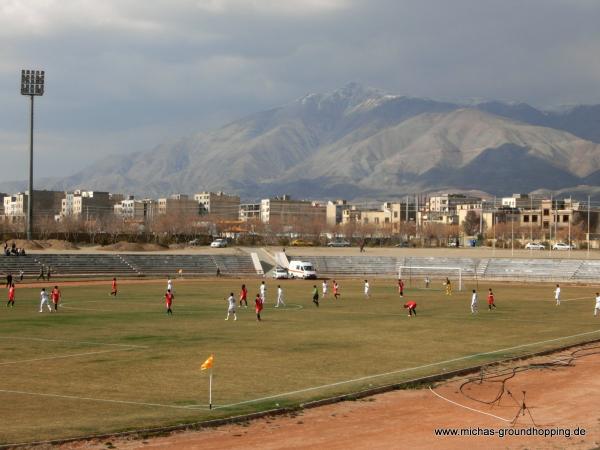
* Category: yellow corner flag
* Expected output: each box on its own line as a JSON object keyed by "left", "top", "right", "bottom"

{"left": 201, "top": 354, "right": 214, "bottom": 371}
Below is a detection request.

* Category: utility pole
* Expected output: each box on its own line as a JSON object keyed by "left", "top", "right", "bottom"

{"left": 588, "top": 195, "right": 591, "bottom": 258}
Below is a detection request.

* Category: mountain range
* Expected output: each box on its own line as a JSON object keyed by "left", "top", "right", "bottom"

{"left": 3, "top": 82, "right": 600, "bottom": 200}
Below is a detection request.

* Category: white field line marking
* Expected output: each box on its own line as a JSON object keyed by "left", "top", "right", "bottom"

{"left": 0, "top": 348, "right": 138, "bottom": 366}
{"left": 559, "top": 296, "right": 594, "bottom": 302}
{"left": 428, "top": 386, "right": 512, "bottom": 422}
{"left": 59, "top": 304, "right": 115, "bottom": 312}
{"left": 209, "top": 328, "right": 600, "bottom": 410}
{"left": 264, "top": 304, "right": 303, "bottom": 310}
{"left": 0, "top": 336, "right": 148, "bottom": 348}
{"left": 0, "top": 388, "right": 210, "bottom": 411}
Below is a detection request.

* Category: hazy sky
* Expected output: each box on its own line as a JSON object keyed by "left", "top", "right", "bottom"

{"left": 1, "top": 0, "right": 600, "bottom": 179}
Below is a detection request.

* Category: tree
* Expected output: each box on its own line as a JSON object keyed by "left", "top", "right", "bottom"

{"left": 462, "top": 210, "right": 480, "bottom": 236}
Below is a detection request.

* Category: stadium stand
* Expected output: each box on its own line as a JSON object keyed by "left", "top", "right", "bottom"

{"left": 570, "top": 260, "right": 600, "bottom": 281}
{"left": 399, "top": 256, "right": 481, "bottom": 278}
{"left": 211, "top": 254, "right": 257, "bottom": 275}
{"left": 294, "top": 255, "right": 397, "bottom": 276}
{"left": 4, "top": 252, "right": 600, "bottom": 281}
{"left": 34, "top": 254, "right": 137, "bottom": 277}
{"left": 0, "top": 255, "right": 41, "bottom": 277}
{"left": 481, "top": 258, "right": 583, "bottom": 281}
{"left": 120, "top": 254, "right": 218, "bottom": 277}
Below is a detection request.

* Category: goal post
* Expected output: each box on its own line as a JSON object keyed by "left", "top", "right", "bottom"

{"left": 398, "top": 266, "right": 463, "bottom": 291}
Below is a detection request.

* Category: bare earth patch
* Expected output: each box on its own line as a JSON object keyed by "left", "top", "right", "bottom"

{"left": 62, "top": 345, "right": 600, "bottom": 450}
{"left": 97, "top": 242, "right": 169, "bottom": 252}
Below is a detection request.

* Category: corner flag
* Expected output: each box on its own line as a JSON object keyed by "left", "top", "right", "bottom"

{"left": 201, "top": 354, "right": 214, "bottom": 371}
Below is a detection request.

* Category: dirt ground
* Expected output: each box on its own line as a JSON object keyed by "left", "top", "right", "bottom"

{"left": 62, "top": 345, "right": 600, "bottom": 450}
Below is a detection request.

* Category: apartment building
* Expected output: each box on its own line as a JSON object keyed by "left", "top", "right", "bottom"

{"left": 239, "top": 203, "right": 261, "bottom": 222}
{"left": 194, "top": 191, "right": 240, "bottom": 220}
{"left": 114, "top": 196, "right": 156, "bottom": 221}
{"left": 260, "top": 195, "right": 326, "bottom": 225}
{"left": 157, "top": 194, "right": 198, "bottom": 216}
{"left": 2, "top": 190, "right": 63, "bottom": 222}
{"left": 61, "top": 190, "right": 112, "bottom": 219}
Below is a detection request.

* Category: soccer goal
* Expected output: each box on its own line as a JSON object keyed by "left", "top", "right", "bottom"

{"left": 398, "top": 266, "right": 463, "bottom": 291}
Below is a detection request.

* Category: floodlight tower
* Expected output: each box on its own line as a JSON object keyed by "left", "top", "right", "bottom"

{"left": 20, "top": 69, "right": 45, "bottom": 240}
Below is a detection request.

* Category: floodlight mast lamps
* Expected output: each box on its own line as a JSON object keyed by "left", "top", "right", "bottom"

{"left": 20, "top": 69, "right": 44, "bottom": 240}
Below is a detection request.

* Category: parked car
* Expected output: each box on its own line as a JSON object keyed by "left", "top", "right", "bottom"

{"left": 552, "top": 242, "right": 575, "bottom": 250}
{"left": 210, "top": 238, "right": 227, "bottom": 248}
{"left": 291, "top": 239, "right": 313, "bottom": 247}
{"left": 327, "top": 239, "right": 351, "bottom": 247}
{"left": 525, "top": 242, "right": 546, "bottom": 250}
{"left": 272, "top": 267, "right": 289, "bottom": 279}
{"left": 395, "top": 241, "right": 410, "bottom": 248}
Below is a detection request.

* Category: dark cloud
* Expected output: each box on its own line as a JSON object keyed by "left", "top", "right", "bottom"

{"left": 1, "top": 0, "right": 599, "bottom": 177}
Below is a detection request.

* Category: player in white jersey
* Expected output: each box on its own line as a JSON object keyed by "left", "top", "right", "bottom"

{"left": 275, "top": 285, "right": 286, "bottom": 307}
{"left": 260, "top": 281, "right": 266, "bottom": 304}
{"left": 322, "top": 280, "right": 328, "bottom": 297}
{"left": 554, "top": 284, "right": 561, "bottom": 306}
{"left": 470, "top": 289, "right": 478, "bottom": 314}
{"left": 167, "top": 277, "right": 173, "bottom": 293}
{"left": 364, "top": 280, "right": 370, "bottom": 299}
{"left": 225, "top": 292, "right": 237, "bottom": 321}
{"left": 39, "top": 288, "right": 52, "bottom": 313}
{"left": 595, "top": 293, "right": 600, "bottom": 317}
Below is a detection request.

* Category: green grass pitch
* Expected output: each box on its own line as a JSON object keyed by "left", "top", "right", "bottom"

{"left": 1, "top": 277, "right": 599, "bottom": 444}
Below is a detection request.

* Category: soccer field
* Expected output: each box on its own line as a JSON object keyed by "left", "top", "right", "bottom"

{"left": 1, "top": 277, "right": 599, "bottom": 444}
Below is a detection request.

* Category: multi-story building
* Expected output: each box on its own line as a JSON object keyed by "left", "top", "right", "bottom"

{"left": 157, "top": 194, "right": 198, "bottom": 216}
{"left": 501, "top": 193, "right": 541, "bottom": 209}
{"left": 342, "top": 202, "right": 414, "bottom": 230}
{"left": 61, "top": 190, "right": 112, "bottom": 219}
{"left": 194, "top": 191, "right": 240, "bottom": 220}
{"left": 109, "top": 193, "right": 125, "bottom": 204}
{"left": 2, "top": 190, "right": 63, "bottom": 222}
{"left": 260, "top": 195, "right": 326, "bottom": 226}
{"left": 326, "top": 200, "right": 350, "bottom": 226}
{"left": 239, "top": 203, "right": 261, "bottom": 222}
{"left": 114, "top": 196, "right": 156, "bottom": 221}
{"left": 427, "top": 194, "right": 482, "bottom": 213}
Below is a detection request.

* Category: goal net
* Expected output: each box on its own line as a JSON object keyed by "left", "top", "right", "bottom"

{"left": 398, "top": 266, "right": 463, "bottom": 291}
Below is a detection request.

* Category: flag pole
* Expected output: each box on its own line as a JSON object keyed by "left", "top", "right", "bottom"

{"left": 209, "top": 369, "right": 213, "bottom": 410}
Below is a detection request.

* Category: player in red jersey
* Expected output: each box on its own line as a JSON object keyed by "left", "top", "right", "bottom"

{"left": 404, "top": 300, "right": 417, "bottom": 317}
{"left": 239, "top": 284, "right": 248, "bottom": 308}
{"left": 333, "top": 280, "right": 340, "bottom": 299}
{"left": 51, "top": 285, "right": 61, "bottom": 311}
{"left": 110, "top": 278, "right": 118, "bottom": 296}
{"left": 165, "top": 289, "right": 174, "bottom": 315}
{"left": 255, "top": 293, "right": 263, "bottom": 321}
{"left": 487, "top": 288, "right": 496, "bottom": 311}
{"left": 7, "top": 283, "right": 15, "bottom": 307}
{"left": 398, "top": 279, "right": 405, "bottom": 297}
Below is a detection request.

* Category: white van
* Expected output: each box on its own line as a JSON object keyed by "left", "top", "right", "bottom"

{"left": 287, "top": 260, "right": 317, "bottom": 279}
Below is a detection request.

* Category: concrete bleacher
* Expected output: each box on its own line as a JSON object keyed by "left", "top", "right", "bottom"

{"left": 211, "top": 254, "right": 257, "bottom": 275}
{"left": 291, "top": 254, "right": 596, "bottom": 283}
{"left": 570, "top": 260, "right": 600, "bottom": 281}
{"left": 4, "top": 252, "right": 600, "bottom": 282}
{"left": 399, "top": 257, "right": 481, "bottom": 278}
{"left": 34, "top": 254, "right": 137, "bottom": 277}
{"left": 482, "top": 258, "right": 583, "bottom": 281}
{"left": 120, "top": 254, "right": 218, "bottom": 276}
{"left": 0, "top": 255, "right": 41, "bottom": 276}
{"left": 1, "top": 253, "right": 260, "bottom": 278}
{"left": 296, "top": 255, "right": 398, "bottom": 276}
